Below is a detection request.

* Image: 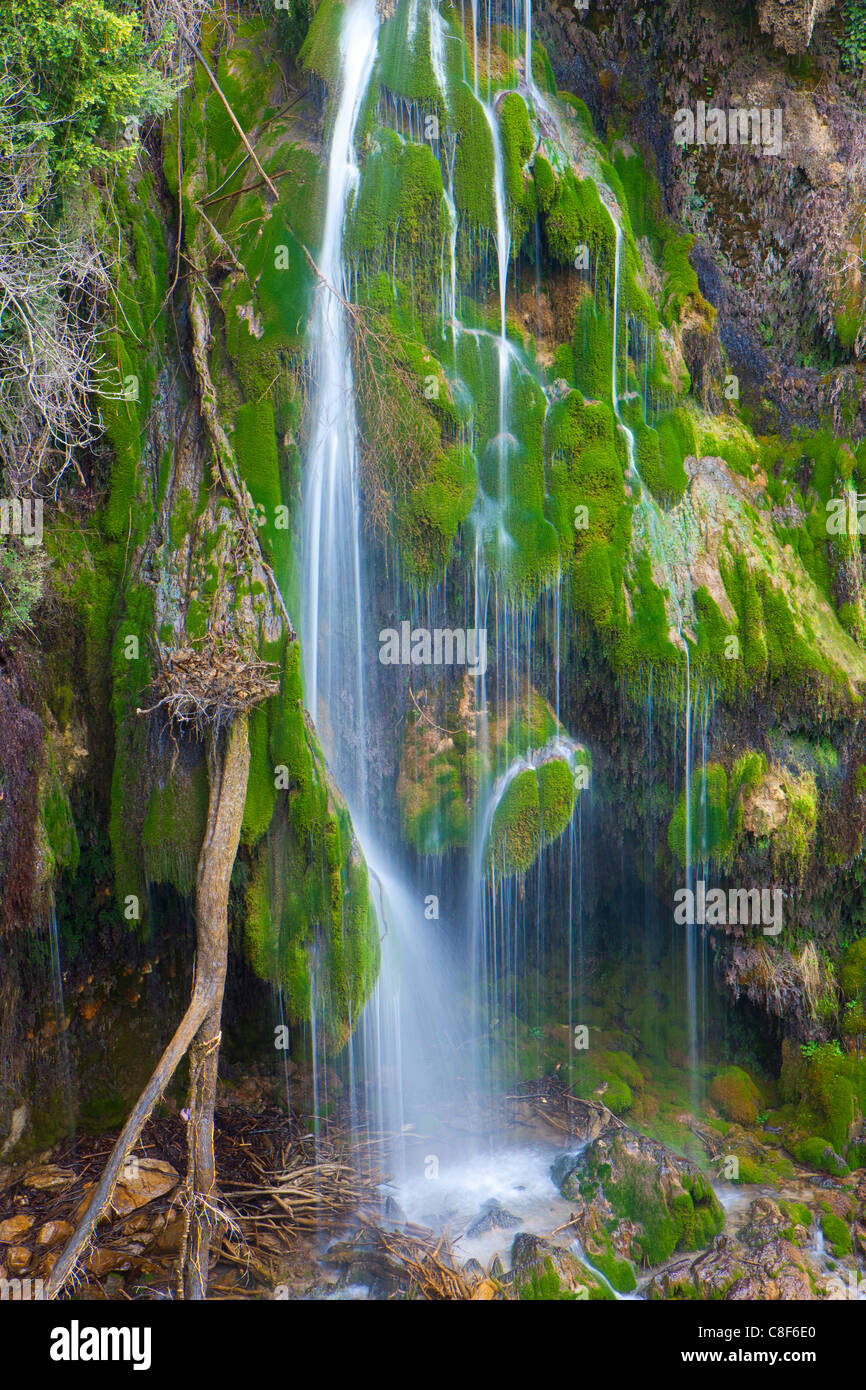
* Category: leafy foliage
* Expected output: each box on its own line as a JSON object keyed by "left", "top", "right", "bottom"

{"left": 841, "top": 1, "right": 866, "bottom": 69}
{"left": 0, "top": 0, "right": 174, "bottom": 185}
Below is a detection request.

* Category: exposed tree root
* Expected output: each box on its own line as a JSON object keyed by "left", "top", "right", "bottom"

{"left": 46, "top": 716, "right": 250, "bottom": 1300}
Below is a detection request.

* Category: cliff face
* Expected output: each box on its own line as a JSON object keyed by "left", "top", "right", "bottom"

{"left": 2, "top": 0, "right": 866, "bottom": 1184}
{"left": 758, "top": 0, "right": 837, "bottom": 52}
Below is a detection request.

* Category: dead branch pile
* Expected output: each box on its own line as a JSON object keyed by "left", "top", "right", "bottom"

{"left": 222, "top": 1143, "right": 380, "bottom": 1234}
{"left": 506, "top": 1076, "right": 622, "bottom": 1143}
{"left": 139, "top": 636, "right": 279, "bottom": 738}
{"left": 327, "top": 1216, "right": 480, "bottom": 1300}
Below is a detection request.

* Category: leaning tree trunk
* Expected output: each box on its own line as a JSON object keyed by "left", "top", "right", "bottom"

{"left": 178, "top": 718, "right": 251, "bottom": 1299}
{"left": 46, "top": 715, "right": 250, "bottom": 1300}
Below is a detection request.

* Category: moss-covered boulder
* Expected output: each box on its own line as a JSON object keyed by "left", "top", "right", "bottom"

{"left": 709, "top": 1066, "right": 763, "bottom": 1126}
{"left": 553, "top": 1124, "right": 724, "bottom": 1270}
{"left": 485, "top": 756, "right": 575, "bottom": 876}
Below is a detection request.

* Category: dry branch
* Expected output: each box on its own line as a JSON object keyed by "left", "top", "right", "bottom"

{"left": 138, "top": 635, "right": 279, "bottom": 739}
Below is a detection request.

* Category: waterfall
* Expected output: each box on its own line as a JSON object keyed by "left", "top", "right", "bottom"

{"left": 302, "top": 0, "right": 380, "bottom": 801}
{"left": 302, "top": 0, "right": 465, "bottom": 1153}
{"left": 607, "top": 203, "right": 700, "bottom": 1109}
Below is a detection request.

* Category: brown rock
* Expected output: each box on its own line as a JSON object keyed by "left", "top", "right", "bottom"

{"left": 75, "top": 1158, "right": 178, "bottom": 1222}
{"left": 35, "top": 1219, "right": 74, "bottom": 1249}
{"left": 24, "top": 1165, "right": 75, "bottom": 1191}
{"left": 85, "top": 1247, "right": 132, "bottom": 1277}
{"left": 7, "top": 1245, "right": 31, "bottom": 1273}
{"left": 0, "top": 1213, "right": 35, "bottom": 1242}
{"left": 152, "top": 1216, "right": 185, "bottom": 1254}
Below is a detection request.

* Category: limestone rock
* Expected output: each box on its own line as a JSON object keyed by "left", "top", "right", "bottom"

{"left": 0, "top": 1213, "right": 34, "bottom": 1242}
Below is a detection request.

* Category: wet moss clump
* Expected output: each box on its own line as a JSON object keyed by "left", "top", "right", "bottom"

{"left": 499, "top": 91, "right": 534, "bottom": 251}
{"left": 485, "top": 757, "right": 575, "bottom": 876}
{"left": 709, "top": 1066, "right": 762, "bottom": 1125}
{"left": 486, "top": 768, "right": 541, "bottom": 876}
{"left": 537, "top": 757, "right": 575, "bottom": 844}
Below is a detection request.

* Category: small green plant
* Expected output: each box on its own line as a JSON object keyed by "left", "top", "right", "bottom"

{"left": 841, "top": 1, "right": 866, "bottom": 69}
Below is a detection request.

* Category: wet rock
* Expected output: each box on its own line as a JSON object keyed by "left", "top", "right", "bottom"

{"left": 151, "top": 1215, "right": 185, "bottom": 1254}
{"left": 35, "top": 1220, "right": 74, "bottom": 1249}
{"left": 551, "top": 1125, "right": 724, "bottom": 1270}
{"left": 383, "top": 1195, "right": 407, "bottom": 1225}
{"left": 0, "top": 1213, "right": 34, "bottom": 1242}
{"left": 465, "top": 1199, "right": 520, "bottom": 1238}
{"left": 23, "top": 1164, "right": 74, "bottom": 1191}
{"left": 6, "top": 1245, "right": 31, "bottom": 1273}
{"left": 84, "top": 1247, "right": 132, "bottom": 1277}
{"left": 509, "top": 1232, "right": 596, "bottom": 1297}
{"left": 649, "top": 1230, "right": 816, "bottom": 1301}
{"left": 75, "top": 1158, "right": 178, "bottom": 1222}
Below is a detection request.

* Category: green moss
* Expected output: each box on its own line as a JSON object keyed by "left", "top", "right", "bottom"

{"left": 241, "top": 704, "right": 278, "bottom": 847}
{"left": 773, "top": 771, "right": 817, "bottom": 881}
{"left": 451, "top": 81, "right": 495, "bottom": 231}
{"left": 709, "top": 1066, "right": 762, "bottom": 1125}
{"left": 573, "top": 293, "right": 614, "bottom": 401}
{"left": 611, "top": 146, "right": 712, "bottom": 330}
{"left": 533, "top": 154, "right": 555, "bottom": 213}
{"left": 821, "top": 1212, "right": 852, "bottom": 1258}
{"left": 397, "top": 443, "right": 477, "bottom": 581}
{"left": 499, "top": 92, "right": 534, "bottom": 250}
{"left": 590, "top": 1142, "right": 724, "bottom": 1268}
{"left": 41, "top": 772, "right": 80, "bottom": 876}
{"left": 537, "top": 758, "right": 575, "bottom": 844}
{"left": 517, "top": 1257, "right": 589, "bottom": 1300}
{"left": 839, "top": 938, "right": 866, "bottom": 996}
{"left": 544, "top": 169, "right": 611, "bottom": 269}
{"left": 590, "top": 1242, "right": 637, "bottom": 1293}
{"left": 299, "top": 0, "right": 345, "bottom": 86}
{"left": 668, "top": 764, "right": 732, "bottom": 866}
{"left": 142, "top": 758, "right": 209, "bottom": 897}
{"left": 486, "top": 768, "right": 540, "bottom": 875}
{"left": 377, "top": 0, "right": 442, "bottom": 105}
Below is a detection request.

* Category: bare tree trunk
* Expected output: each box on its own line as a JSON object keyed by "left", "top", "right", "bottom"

{"left": 178, "top": 718, "right": 250, "bottom": 1299}
{"left": 46, "top": 715, "right": 250, "bottom": 1300}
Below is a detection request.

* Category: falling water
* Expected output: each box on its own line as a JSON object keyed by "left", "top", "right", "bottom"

{"left": 48, "top": 897, "right": 75, "bottom": 1133}
{"left": 607, "top": 204, "right": 700, "bottom": 1107}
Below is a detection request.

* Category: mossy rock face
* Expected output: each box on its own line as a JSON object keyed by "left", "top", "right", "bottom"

{"left": 668, "top": 763, "right": 732, "bottom": 866}
{"left": 709, "top": 1066, "right": 762, "bottom": 1126}
{"left": 553, "top": 1127, "right": 724, "bottom": 1270}
{"left": 142, "top": 755, "right": 209, "bottom": 897}
{"left": 780, "top": 1038, "right": 865, "bottom": 1169}
{"left": 839, "top": 938, "right": 866, "bottom": 997}
{"left": 396, "top": 717, "right": 469, "bottom": 856}
{"left": 511, "top": 1234, "right": 613, "bottom": 1301}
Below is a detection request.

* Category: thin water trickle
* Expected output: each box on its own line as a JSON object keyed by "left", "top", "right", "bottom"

{"left": 48, "top": 898, "right": 75, "bottom": 1132}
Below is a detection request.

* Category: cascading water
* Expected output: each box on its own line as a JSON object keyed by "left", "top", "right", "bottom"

{"left": 297, "top": 0, "right": 703, "bottom": 1263}
{"left": 607, "top": 204, "right": 701, "bottom": 1110}
{"left": 302, "top": 0, "right": 466, "bottom": 1157}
